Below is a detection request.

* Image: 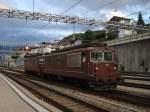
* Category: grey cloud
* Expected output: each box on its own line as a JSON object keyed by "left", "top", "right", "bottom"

{"left": 0, "top": 17, "right": 88, "bottom": 43}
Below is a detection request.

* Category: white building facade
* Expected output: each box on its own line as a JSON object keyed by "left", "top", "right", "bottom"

{"left": 30, "top": 44, "right": 56, "bottom": 54}
{"left": 109, "top": 16, "right": 137, "bottom": 38}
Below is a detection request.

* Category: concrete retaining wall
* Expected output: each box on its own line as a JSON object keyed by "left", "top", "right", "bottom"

{"left": 113, "top": 39, "right": 150, "bottom": 72}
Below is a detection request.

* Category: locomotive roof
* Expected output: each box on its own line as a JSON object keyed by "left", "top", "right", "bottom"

{"left": 25, "top": 42, "right": 107, "bottom": 58}
{"left": 24, "top": 53, "right": 43, "bottom": 58}
{"left": 53, "top": 42, "right": 107, "bottom": 53}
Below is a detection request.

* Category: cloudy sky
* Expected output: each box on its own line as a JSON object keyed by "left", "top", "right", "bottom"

{"left": 0, "top": 0, "right": 150, "bottom": 43}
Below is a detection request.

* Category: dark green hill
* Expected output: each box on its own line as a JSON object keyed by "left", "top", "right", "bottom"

{"left": 62, "top": 30, "right": 117, "bottom": 43}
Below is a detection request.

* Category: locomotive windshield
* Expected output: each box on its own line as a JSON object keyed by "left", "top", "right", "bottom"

{"left": 91, "top": 52, "right": 102, "bottom": 61}
{"left": 104, "top": 52, "right": 112, "bottom": 61}
{"left": 91, "top": 51, "right": 113, "bottom": 62}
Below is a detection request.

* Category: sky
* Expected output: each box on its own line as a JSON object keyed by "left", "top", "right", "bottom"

{"left": 0, "top": 0, "right": 150, "bottom": 43}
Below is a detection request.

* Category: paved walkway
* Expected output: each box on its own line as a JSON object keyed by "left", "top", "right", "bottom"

{"left": 0, "top": 73, "right": 49, "bottom": 112}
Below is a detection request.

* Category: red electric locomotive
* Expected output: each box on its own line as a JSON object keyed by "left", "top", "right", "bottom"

{"left": 24, "top": 43, "right": 120, "bottom": 90}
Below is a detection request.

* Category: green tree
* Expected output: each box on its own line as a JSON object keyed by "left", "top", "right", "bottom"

{"left": 82, "top": 30, "right": 94, "bottom": 43}
{"left": 107, "top": 28, "right": 118, "bottom": 40}
{"left": 137, "top": 12, "right": 145, "bottom": 34}
{"left": 137, "top": 12, "right": 145, "bottom": 26}
{"left": 63, "top": 30, "right": 117, "bottom": 44}
{"left": 11, "top": 53, "right": 19, "bottom": 59}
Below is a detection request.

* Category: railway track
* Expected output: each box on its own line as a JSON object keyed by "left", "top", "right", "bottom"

{"left": 122, "top": 73, "right": 150, "bottom": 81}
{"left": 123, "top": 73, "right": 150, "bottom": 77}
{"left": 3, "top": 72, "right": 106, "bottom": 112}
{"left": 120, "top": 73, "right": 150, "bottom": 89}
{"left": 1, "top": 69, "right": 150, "bottom": 112}
{"left": 123, "top": 76, "right": 150, "bottom": 81}
{"left": 120, "top": 81, "right": 150, "bottom": 90}
{"left": 112, "top": 89, "right": 150, "bottom": 107}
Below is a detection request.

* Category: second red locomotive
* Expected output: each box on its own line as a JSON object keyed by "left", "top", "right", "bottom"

{"left": 24, "top": 43, "right": 120, "bottom": 90}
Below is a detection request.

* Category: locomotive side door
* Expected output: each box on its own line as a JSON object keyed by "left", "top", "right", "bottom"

{"left": 88, "top": 62, "right": 96, "bottom": 87}
{"left": 87, "top": 51, "right": 97, "bottom": 87}
{"left": 88, "top": 51, "right": 104, "bottom": 87}
{"left": 38, "top": 57, "right": 44, "bottom": 74}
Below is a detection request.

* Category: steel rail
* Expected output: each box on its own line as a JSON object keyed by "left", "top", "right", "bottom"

{"left": 3, "top": 72, "right": 106, "bottom": 112}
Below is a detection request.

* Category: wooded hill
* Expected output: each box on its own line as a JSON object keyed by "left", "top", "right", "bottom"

{"left": 62, "top": 30, "right": 117, "bottom": 43}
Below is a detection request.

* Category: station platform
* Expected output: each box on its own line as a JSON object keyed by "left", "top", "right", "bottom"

{"left": 0, "top": 73, "right": 50, "bottom": 112}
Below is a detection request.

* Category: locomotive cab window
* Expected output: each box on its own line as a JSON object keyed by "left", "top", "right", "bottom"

{"left": 104, "top": 52, "right": 112, "bottom": 61}
{"left": 91, "top": 52, "right": 102, "bottom": 62}
{"left": 90, "top": 51, "right": 113, "bottom": 62}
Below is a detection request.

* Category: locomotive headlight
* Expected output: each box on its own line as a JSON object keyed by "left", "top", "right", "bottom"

{"left": 95, "top": 67, "right": 99, "bottom": 70}
{"left": 113, "top": 66, "right": 117, "bottom": 70}
{"left": 105, "top": 64, "right": 110, "bottom": 67}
